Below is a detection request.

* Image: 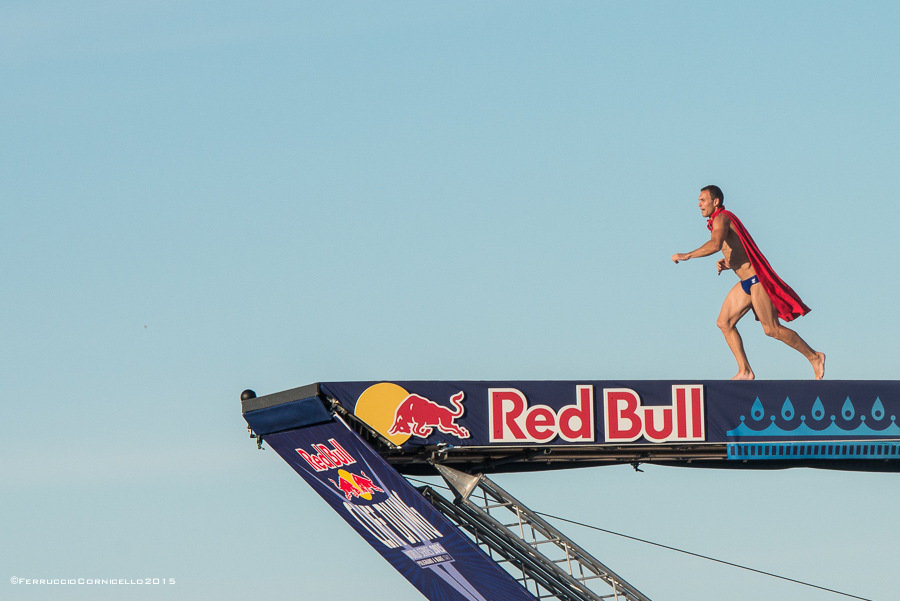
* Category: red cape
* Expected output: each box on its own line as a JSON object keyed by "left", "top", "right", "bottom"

{"left": 708, "top": 208, "right": 810, "bottom": 322}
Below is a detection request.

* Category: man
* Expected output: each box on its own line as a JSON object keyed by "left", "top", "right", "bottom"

{"left": 671, "top": 185, "right": 825, "bottom": 380}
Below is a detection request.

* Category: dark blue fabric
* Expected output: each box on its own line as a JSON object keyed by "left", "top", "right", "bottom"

{"left": 741, "top": 275, "right": 760, "bottom": 294}
{"left": 243, "top": 396, "right": 332, "bottom": 435}
{"left": 318, "top": 380, "right": 900, "bottom": 468}
{"left": 264, "top": 418, "right": 537, "bottom": 601}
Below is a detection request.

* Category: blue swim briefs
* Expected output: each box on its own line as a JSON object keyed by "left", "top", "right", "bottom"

{"left": 741, "top": 275, "right": 760, "bottom": 295}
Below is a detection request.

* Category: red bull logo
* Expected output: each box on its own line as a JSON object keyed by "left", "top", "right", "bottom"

{"left": 296, "top": 438, "right": 357, "bottom": 472}
{"left": 353, "top": 383, "right": 470, "bottom": 444}
{"left": 604, "top": 385, "right": 705, "bottom": 443}
{"left": 388, "top": 391, "right": 470, "bottom": 439}
{"left": 329, "top": 469, "right": 385, "bottom": 501}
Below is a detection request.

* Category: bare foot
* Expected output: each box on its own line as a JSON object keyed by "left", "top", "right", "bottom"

{"left": 812, "top": 352, "right": 826, "bottom": 380}
{"left": 731, "top": 370, "right": 755, "bottom": 380}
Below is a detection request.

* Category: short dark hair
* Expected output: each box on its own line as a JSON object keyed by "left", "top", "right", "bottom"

{"left": 701, "top": 185, "right": 724, "bottom": 205}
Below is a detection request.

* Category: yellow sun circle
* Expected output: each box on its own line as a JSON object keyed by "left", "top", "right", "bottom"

{"left": 354, "top": 382, "right": 411, "bottom": 446}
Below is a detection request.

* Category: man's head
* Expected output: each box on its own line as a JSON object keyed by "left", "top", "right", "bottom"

{"left": 698, "top": 185, "right": 724, "bottom": 217}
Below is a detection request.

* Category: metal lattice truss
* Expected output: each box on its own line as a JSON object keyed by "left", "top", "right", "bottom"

{"left": 419, "top": 464, "right": 651, "bottom": 601}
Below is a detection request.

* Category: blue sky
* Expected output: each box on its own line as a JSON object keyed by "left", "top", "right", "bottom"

{"left": 2, "top": 2, "right": 899, "bottom": 600}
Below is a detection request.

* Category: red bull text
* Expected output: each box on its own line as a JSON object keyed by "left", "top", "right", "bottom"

{"left": 490, "top": 385, "right": 595, "bottom": 443}
{"left": 295, "top": 438, "right": 356, "bottom": 472}
{"left": 604, "top": 385, "right": 705, "bottom": 443}
{"left": 489, "top": 385, "right": 706, "bottom": 444}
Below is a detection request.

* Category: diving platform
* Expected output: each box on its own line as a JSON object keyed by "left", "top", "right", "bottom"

{"left": 241, "top": 379, "right": 900, "bottom": 601}
{"left": 244, "top": 380, "right": 900, "bottom": 474}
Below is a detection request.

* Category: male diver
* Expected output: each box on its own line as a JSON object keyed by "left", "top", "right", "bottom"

{"left": 671, "top": 185, "right": 825, "bottom": 380}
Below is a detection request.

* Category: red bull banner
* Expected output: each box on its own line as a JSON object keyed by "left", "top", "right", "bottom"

{"left": 262, "top": 416, "right": 538, "bottom": 601}
{"left": 318, "top": 381, "right": 900, "bottom": 464}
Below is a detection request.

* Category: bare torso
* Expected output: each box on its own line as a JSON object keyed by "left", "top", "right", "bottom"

{"left": 722, "top": 220, "right": 756, "bottom": 280}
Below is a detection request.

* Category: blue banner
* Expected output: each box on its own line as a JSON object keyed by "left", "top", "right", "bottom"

{"left": 318, "top": 381, "right": 900, "bottom": 463}
{"left": 263, "top": 417, "right": 537, "bottom": 601}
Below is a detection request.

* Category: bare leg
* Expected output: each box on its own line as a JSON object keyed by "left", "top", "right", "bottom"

{"left": 750, "top": 285, "right": 825, "bottom": 380}
{"left": 717, "top": 283, "right": 755, "bottom": 380}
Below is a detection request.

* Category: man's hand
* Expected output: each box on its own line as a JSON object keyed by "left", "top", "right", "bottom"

{"left": 717, "top": 258, "right": 730, "bottom": 275}
{"left": 671, "top": 253, "right": 689, "bottom": 264}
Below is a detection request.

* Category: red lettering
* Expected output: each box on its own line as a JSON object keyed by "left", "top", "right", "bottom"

{"left": 642, "top": 406, "right": 673, "bottom": 443}
{"left": 296, "top": 449, "right": 319, "bottom": 471}
{"left": 490, "top": 389, "right": 526, "bottom": 441}
{"left": 315, "top": 445, "right": 337, "bottom": 468}
{"left": 603, "top": 385, "right": 705, "bottom": 443}
{"left": 676, "top": 387, "right": 687, "bottom": 439}
{"left": 558, "top": 386, "right": 594, "bottom": 441}
{"left": 490, "top": 387, "right": 595, "bottom": 443}
{"left": 295, "top": 439, "right": 358, "bottom": 472}
{"left": 604, "top": 389, "right": 642, "bottom": 442}
{"left": 525, "top": 406, "right": 556, "bottom": 441}
{"left": 671, "top": 385, "right": 705, "bottom": 442}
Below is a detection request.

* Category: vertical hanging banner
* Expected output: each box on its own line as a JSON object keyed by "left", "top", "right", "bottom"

{"left": 263, "top": 417, "right": 536, "bottom": 601}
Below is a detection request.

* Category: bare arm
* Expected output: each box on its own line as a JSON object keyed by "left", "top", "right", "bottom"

{"left": 671, "top": 213, "right": 729, "bottom": 264}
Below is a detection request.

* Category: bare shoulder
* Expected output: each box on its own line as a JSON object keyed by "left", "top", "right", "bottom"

{"left": 710, "top": 212, "right": 731, "bottom": 233}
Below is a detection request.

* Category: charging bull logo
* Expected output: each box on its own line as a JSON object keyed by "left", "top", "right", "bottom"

{"left": 329, "top": 469, "right": 385, "bottom": 501}
{"left": 387, "top": 391, "right": 470, "bottom": 439}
